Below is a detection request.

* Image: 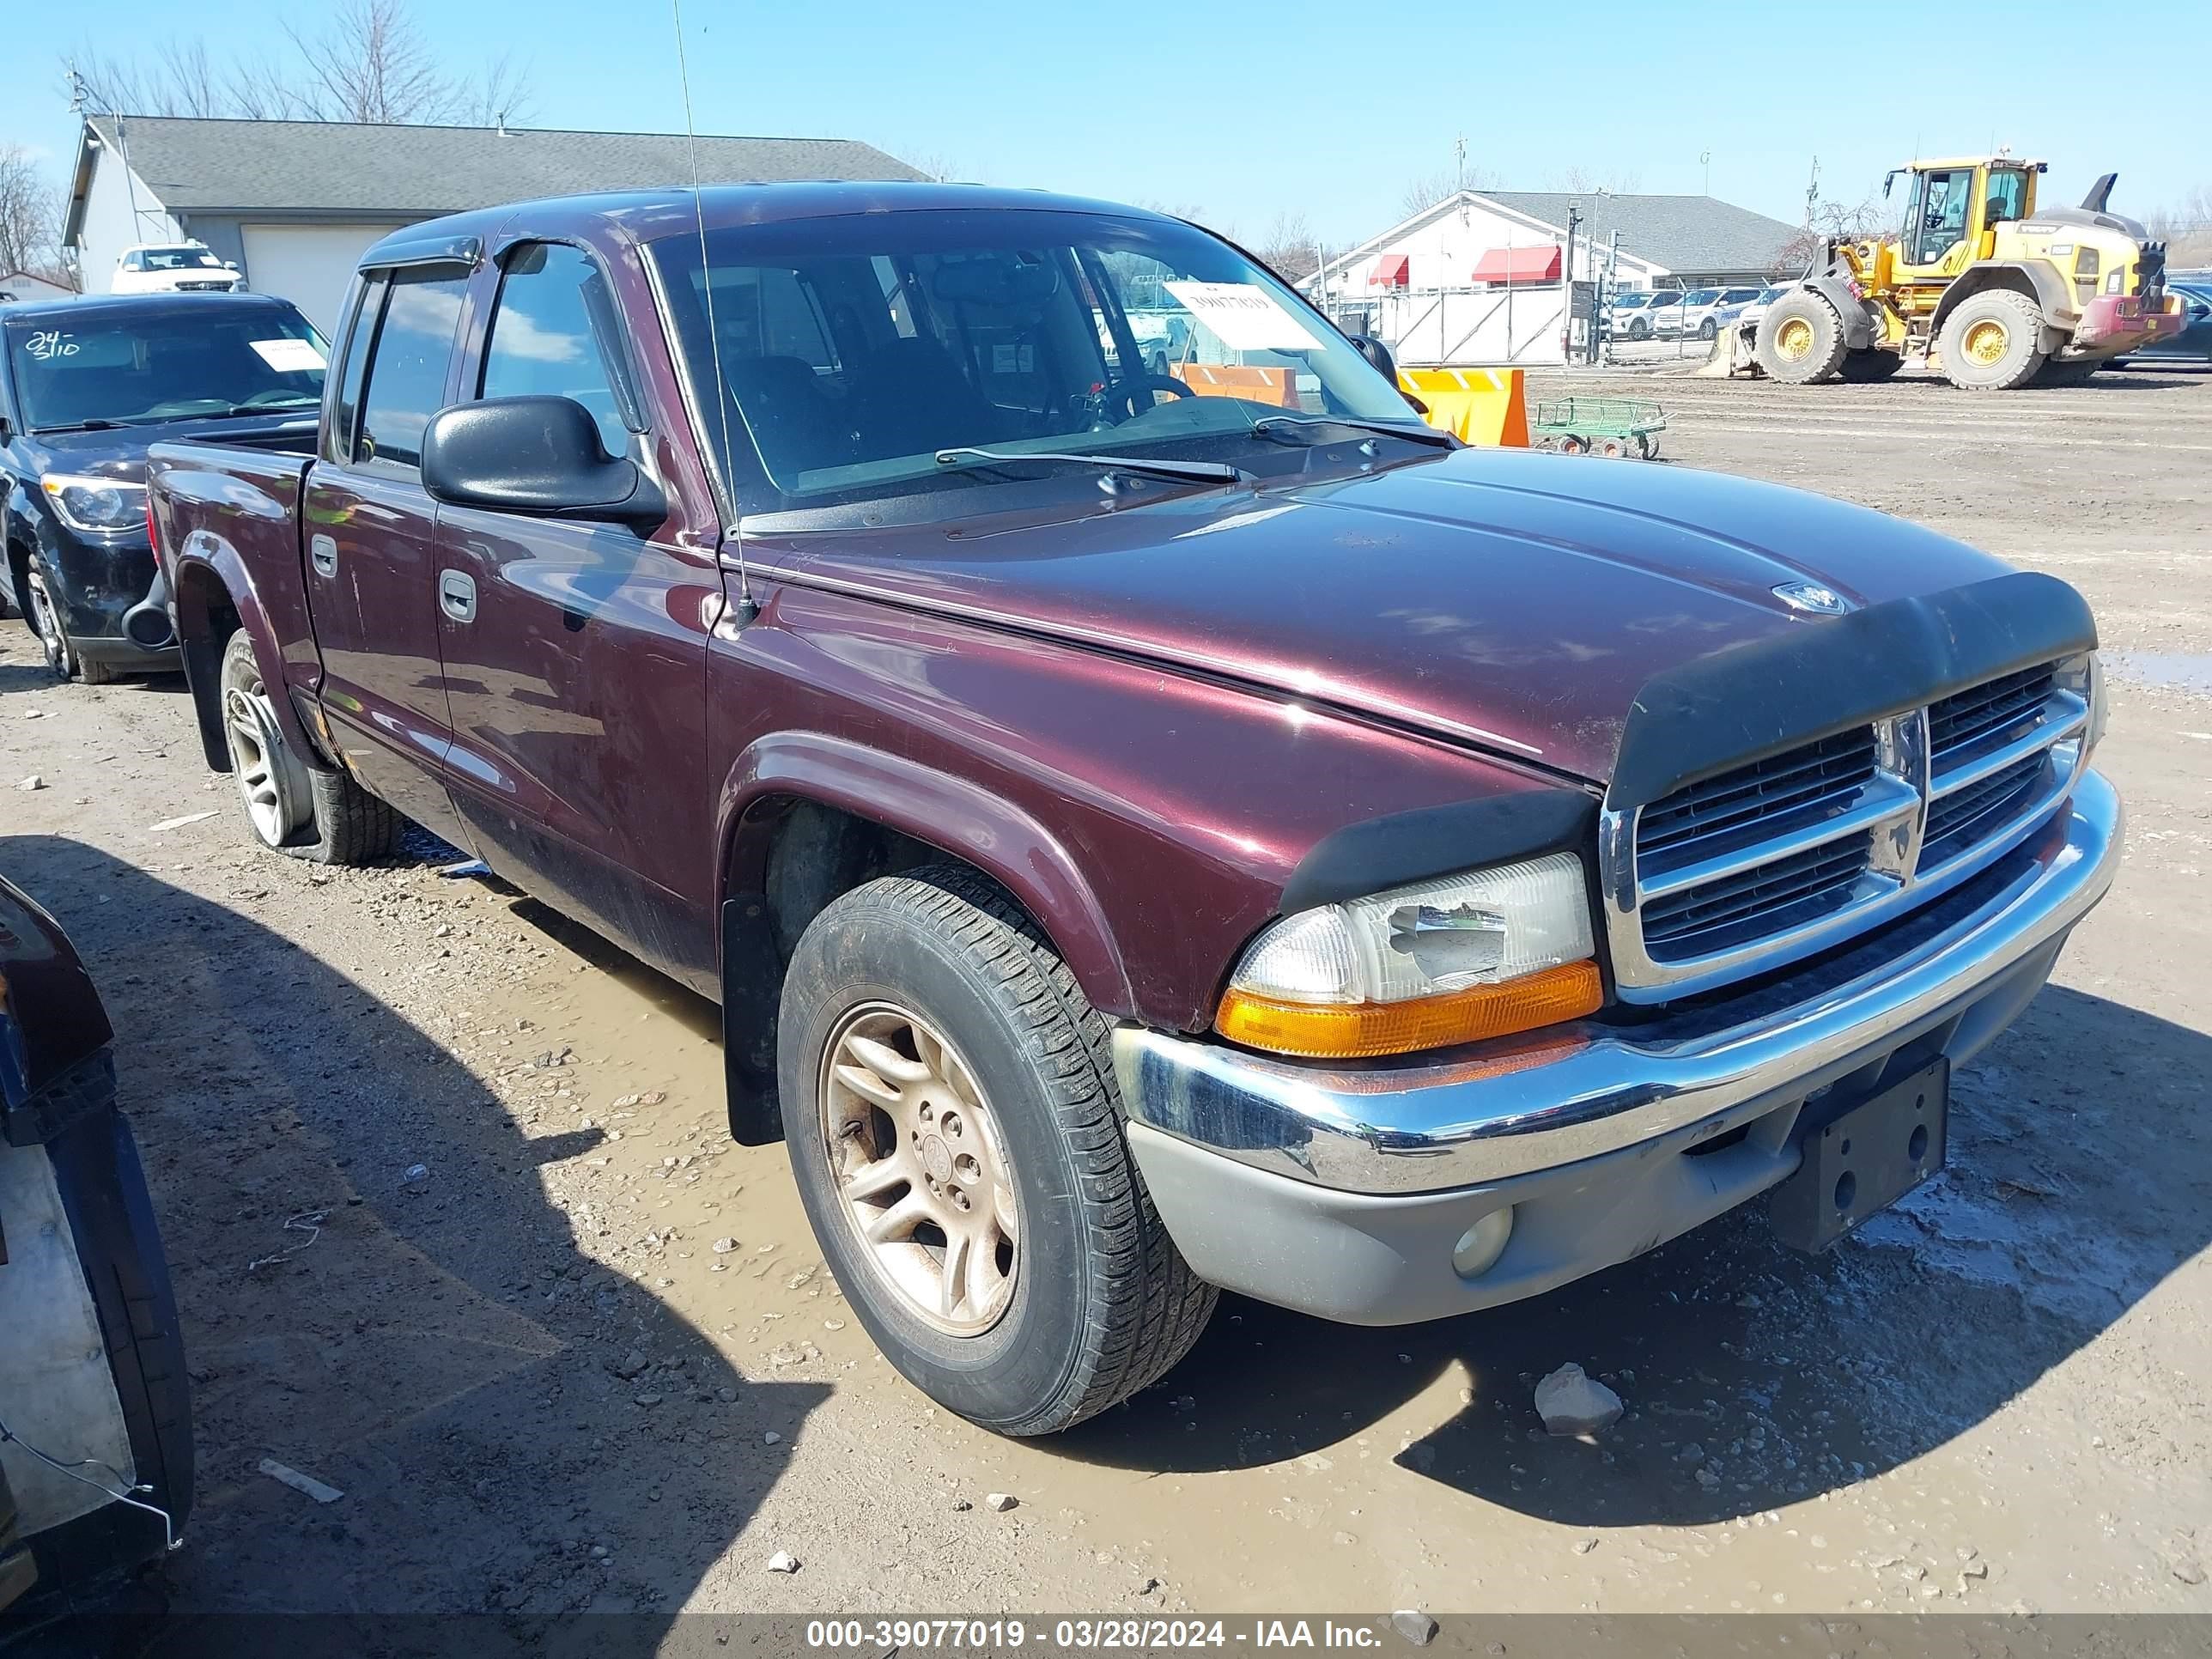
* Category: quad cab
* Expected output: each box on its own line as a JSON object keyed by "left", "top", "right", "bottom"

{"left": 1755, "top": 155, "right": 2185, "bottom": 389}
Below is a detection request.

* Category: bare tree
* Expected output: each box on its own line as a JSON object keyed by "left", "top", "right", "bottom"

{"left": 1252, "top": 211, "right": 1330, "bottom": 283}
{"left": 1771, "top": 194, "right": 1889, "bottom": 276}
{"left": 2146, "top": 183, "right": 2212, "bottom": 265}
{"left": 1543, "top": 165, "right": 1643, "bottom": 194}
{"left": 65, "top": 1, "right": 532, "bottom": 125}
{"left": 1398, "top": 163, "right": 1504, "bottom": 221}
{"left": 0, "top": 143, "right": 73, "bottom": 283}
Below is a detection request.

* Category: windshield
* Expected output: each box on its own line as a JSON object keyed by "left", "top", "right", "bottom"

{"left": 648, "top": 207, "right": 1429, "bottom": 510}
{"left": 138, "top": 246, "right": 224, "bottom": 271}
{"left": 4, "top": 307, "right": 326, "bottom": 430}
{"left": 1682, "top": 288, "right": 1722, "bottom": 305}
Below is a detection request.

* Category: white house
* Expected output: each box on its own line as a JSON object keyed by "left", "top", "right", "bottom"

{"left": 1304, "top": 188, "right": 1800, "bottom": 365}
{"left": 0, "top": 270, "right": 75, "bottom": 305}
{"left": 62, "top": 116, "right": 925, "bottom": 334}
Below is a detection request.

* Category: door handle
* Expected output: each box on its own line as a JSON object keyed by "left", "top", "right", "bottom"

{"left": 309, "top": 533, "right": 337, "bottom": 578}
{"left": 439, "top": 569, "right": 477, "bottom": 623}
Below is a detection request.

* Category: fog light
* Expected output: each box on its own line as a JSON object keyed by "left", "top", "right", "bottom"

{"left": 1451, "top": 1208, "right": 1515, "bottom": 1279}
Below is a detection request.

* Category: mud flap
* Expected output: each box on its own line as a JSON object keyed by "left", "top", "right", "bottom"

{"left": 1771, "top": 1059, "right": 1948, "bottom": 1252}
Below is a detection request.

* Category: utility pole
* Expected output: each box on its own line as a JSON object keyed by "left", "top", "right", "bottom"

{"left": 1700, "top": 149, "right": 1711, "bottom": 196}
{"left": 1455, "top": 133, "right": 1467, "bottom": 196}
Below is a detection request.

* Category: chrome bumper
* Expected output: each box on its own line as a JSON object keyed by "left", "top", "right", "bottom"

{"left": 1115, "top": 770, "right": 2121, "bottom": 1198}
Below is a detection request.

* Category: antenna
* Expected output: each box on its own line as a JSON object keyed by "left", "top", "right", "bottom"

{"left": 671, "top": 0, "right": 757, "bottom": 626}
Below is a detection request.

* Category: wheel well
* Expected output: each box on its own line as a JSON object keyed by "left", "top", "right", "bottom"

{"left": 718, "top": 795, "right": 1051, "bottom": 1147}
{"left": 5, "top": 537, "right": 33, "bottom": 614}
{"left": 1931, "top": 266, "right": 2057, "bottom": 340}
{"left": 173, "top": 566, "right": 242, "bottom": 773}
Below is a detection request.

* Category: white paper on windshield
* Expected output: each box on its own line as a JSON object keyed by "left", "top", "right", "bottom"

{"left": 1162, "top": 282, "right": 1323, "bottom": 352}
{"left": 249, "top": 338, "right": 327, "bottom": 373}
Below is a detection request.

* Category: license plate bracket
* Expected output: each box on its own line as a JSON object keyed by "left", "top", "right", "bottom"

{"left": 1771, "top": 1059, "right": 1948, "bottom": 1252}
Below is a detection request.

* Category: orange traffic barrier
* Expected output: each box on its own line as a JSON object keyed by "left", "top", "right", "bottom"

{"left": 1397, "top": 367, "right": 1530, "bottom": 447}
{"left": 1169, "top": 363, "right": 1297, "bottom": 407}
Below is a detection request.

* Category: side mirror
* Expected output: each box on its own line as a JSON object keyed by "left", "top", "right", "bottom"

{"left": 224, "top": 260, "right": 241, "bottom": 271}
{"left": 1349, "top": 332, "right": 1398, "bottom": 381}
{"left": 1349, "top": 333, "right": 1426, "bottom": 413}
{"left": 421, "top": 396, "right": 665, "bottom": 531}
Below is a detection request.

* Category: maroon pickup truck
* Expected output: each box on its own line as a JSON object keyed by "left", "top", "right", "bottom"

{"left": 144, "top": 184, "right": 2120, "bottom": 1436}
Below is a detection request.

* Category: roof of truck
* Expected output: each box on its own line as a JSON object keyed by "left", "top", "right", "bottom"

{"left": 357, "top": 182, "right": 1180, "bottom": 268}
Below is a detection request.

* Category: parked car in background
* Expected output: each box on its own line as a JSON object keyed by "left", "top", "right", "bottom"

{"left": 1639, "top": 289, "right": 1686, "bottom": 337}
{"left": 0, "top": 872, "right": 191, "bottom": 1638}
{"left": 107, "top": 244, "right": 242, "bottom": 296}
{"left": 1712, "top": 283, "right": 1790, "bottom": 335}
{"left": 1672, "top": 285, "right": 1765, "bottom": 340}
{"left": 150, "top": 182, "right": 2117, "bottom": 1440}
{"left": 1606, "top": 291, "right": 1663, "bottom": 337}
{"left": 1, "top": 292, "right": 325, "bottom": 683}
{"left": 2112, "top": 281, "right": 2212, "bottom": 366}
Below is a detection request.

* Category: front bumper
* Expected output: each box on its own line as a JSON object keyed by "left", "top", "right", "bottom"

{"left": 1115, "top": 770, "right": 2120, "bottom": 1324}
{"left": 2074, "top": 292, "right": 2185, "bottom": 351}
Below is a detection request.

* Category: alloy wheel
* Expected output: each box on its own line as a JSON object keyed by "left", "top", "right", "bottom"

{"left": 223, "top": 670, "right": 312, "bottom": 846}
{"left": 817, "top": 1000, "right": 1020, "bottom": 1335}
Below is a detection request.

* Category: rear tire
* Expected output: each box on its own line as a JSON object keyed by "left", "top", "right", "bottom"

{"left": 777, "top": 864, "right": 1215, "bottom": 1436}
{"left": 1940, "top": 289, "right": 2046, "bottom": 391}
{"left": 219, "top": 630, "right": 398, "bottom": 865}
{"left": 1756, "top": 293, "right": 1849, "bottom": 383}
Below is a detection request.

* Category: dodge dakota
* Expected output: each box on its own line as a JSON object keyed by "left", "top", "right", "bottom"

{"left": 143, "top": 185, "right": 2120, "bottom": 1436}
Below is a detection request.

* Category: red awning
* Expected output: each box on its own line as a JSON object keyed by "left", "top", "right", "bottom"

{"left": 1472, "top": 246, "right": 1562, "bottom": 284}
{"left": 1370, "top": 252, "right": 1410, "bottom": 288}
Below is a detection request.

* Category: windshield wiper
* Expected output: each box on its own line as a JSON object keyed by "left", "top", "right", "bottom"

{"left": 935, "top": 447, "right": 1251, "bottom": 487}
{"left": 30, "top": 418, "right": 132, "bottom": 434}
{"left": 1249, "top": 414, "right": 1456, "bottom": 449}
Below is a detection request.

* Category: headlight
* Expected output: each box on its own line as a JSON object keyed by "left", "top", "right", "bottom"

{"left": 41, "top": 474, "right": 147, "bottom": 534}
{"left": 1216, "top": 850, "right": 1601, "bottom": 1059}
{"left": 2057, "top": 650, "right": 2107, "bottom": 759}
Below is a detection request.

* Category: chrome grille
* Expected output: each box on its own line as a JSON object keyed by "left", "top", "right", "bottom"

{"left": 1638, "top": 729, "right": 1879, "bottom": 868}
{"left": 1602, "top": 656, "right": 2094, "bottom": 1000}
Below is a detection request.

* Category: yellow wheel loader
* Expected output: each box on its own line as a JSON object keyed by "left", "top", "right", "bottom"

{"left": 1754, "top": 156, "right": 2185, "bottom": 390}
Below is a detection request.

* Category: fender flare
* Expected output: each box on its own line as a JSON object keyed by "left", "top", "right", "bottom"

{"left": 167, "top": 540, "right": 325, "bottom": 776}
{"left": 714, "top": 731, "right": 1135, "bottom": 1016}
{"left": 1929, "top": 262, "right": 2075, "bottom": 342}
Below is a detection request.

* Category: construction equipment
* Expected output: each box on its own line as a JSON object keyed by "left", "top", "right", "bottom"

{"left": 1753, "top": 155, "right": 2185, "bottom": 390}
{"left": 1534, "top": 397, "right": 1666, "bottom": 458}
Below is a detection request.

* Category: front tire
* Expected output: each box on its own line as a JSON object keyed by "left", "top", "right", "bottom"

{"left": 778, "top": 865, "right": 1215, "bottom": 1436}
{"left": 21, "top": 564, "right": 116, "bottom": 684}
{"left": 1756, "top": 292, "right": 1849, "bottom": 383}
{"left": 219, "top": 630, "right": 398, "bottom": 864}
{"left": 1940, "top": 289, "right": 2046, "bottom": 391}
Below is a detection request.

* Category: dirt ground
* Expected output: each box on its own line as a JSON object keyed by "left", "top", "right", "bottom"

{"left": 3, "top": 361, "right": 2208, "bottom": 1633}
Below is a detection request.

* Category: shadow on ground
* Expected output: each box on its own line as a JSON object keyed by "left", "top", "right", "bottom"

{"left": 0, "top": 834, "right": 826, "bottom": 1653}
{"left": 1059, "top": 985, "right": 2209, "bottom": 1528}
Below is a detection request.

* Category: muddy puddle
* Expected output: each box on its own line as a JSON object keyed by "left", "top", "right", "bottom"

{"left": 2107, "top": 651, "right": 2212, "bottom": 697}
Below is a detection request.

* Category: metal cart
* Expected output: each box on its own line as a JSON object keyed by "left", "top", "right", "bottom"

{"left": 1533, "top": 397, "right": 1668, "bottom": 459}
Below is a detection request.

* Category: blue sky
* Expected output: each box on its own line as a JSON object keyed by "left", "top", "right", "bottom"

{"left": 9, "top": 0, "right": 2207, "bottom": 246}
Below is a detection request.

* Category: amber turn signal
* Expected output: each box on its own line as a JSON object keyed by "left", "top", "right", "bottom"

{"left": 1215, "top": 959, "right": 1603, "bottom": 1060}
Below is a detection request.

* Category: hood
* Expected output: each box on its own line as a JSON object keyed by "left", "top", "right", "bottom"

{"left": 759, "top": 447, "right": 2017, "bottom": 785}
{"left": 14, "top": 413, "right": 319, "bottom": 481}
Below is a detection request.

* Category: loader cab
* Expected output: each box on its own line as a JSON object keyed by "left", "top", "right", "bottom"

{"left": 1889, "top": 158, "right": 2045, "bottom": 279}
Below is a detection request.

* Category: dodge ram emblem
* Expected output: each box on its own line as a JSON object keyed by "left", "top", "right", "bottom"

{"left": 1773, "top": 580, "right": 1850, "bottom": 615}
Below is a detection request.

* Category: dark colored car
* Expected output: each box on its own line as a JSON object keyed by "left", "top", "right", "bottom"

{"left": 2115, "top": 280, "right": 2212, "bottom": 363}
{"left": 147, "top": 183, "right": 2118, "bottom": 1437}
{"left": 0, "top": 873, "right": 191, "bottom": 1636}
{"left": 0, "top": 293, "right": 325, "bottom": 683}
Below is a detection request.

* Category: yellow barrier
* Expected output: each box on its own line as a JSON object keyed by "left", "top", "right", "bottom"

{"left": 1396, "top": 367, "right": 1530, "bottom": 447}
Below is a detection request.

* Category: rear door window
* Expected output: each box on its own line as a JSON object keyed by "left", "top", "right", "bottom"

{"left": 356, "top": 269, "right": 470, "bottom": 468}
{"left": 478, "top": 242, "right": 641, "bottom": 456}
